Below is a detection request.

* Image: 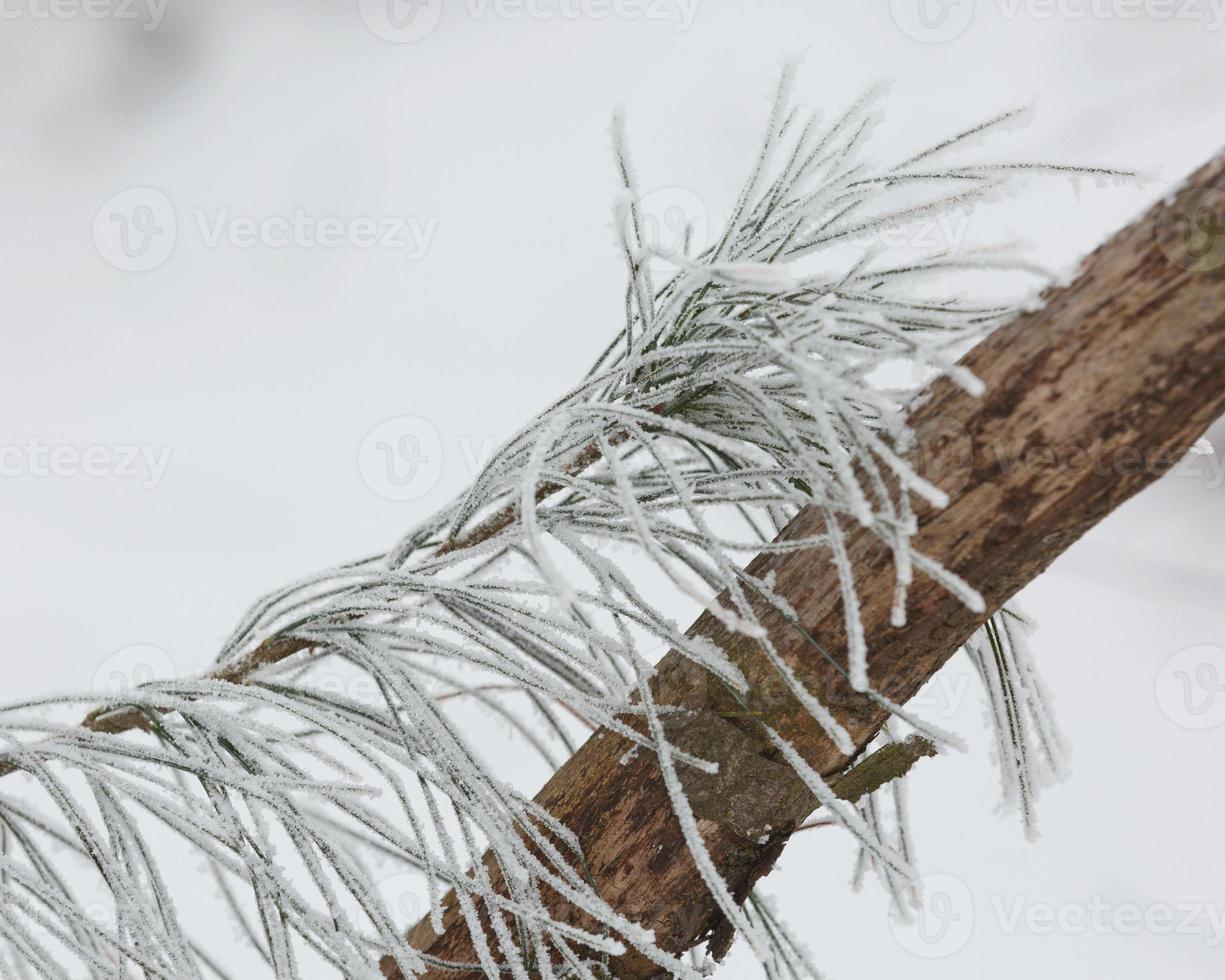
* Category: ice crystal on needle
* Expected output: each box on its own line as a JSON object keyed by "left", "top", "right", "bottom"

{"left": 0, "top": 68, "right": 1100, "bottom": 978}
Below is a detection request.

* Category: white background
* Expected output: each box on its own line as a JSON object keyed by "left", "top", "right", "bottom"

{"left": 1, "top": 1, "right": 1224, "bottom": 977}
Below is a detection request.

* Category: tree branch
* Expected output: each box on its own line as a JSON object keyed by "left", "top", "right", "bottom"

{"left": 390, "top": 152, "right": 1225, "bottom": 978}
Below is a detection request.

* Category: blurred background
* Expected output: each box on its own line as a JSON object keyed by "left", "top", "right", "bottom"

{"left": 2, "top": 2, "right": 1224, "bottom": 977}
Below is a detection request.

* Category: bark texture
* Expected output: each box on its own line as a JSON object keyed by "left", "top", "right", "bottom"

{"left": 388, "top": 153, "right": 1225, "bottom": 978}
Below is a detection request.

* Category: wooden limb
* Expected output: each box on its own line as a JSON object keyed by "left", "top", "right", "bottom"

{"left": 390, "top": 152, "right": 1225, "bottom": 978}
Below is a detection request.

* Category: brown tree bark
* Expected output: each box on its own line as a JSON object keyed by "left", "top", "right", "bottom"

{"left": 389, "top": 153, "right": 1225, "bottom": 979}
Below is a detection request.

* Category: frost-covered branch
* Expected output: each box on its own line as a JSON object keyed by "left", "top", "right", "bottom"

{"left": 3, "top": 69, "right": 1216, "bottom": 980}
{"left": 394, "top": 140, "right": 1225, "bottom": 976}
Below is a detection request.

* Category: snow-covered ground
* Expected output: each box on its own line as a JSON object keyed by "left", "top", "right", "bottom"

{"left": 1, "top": 3, "right": 1223, "bottom": 977}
